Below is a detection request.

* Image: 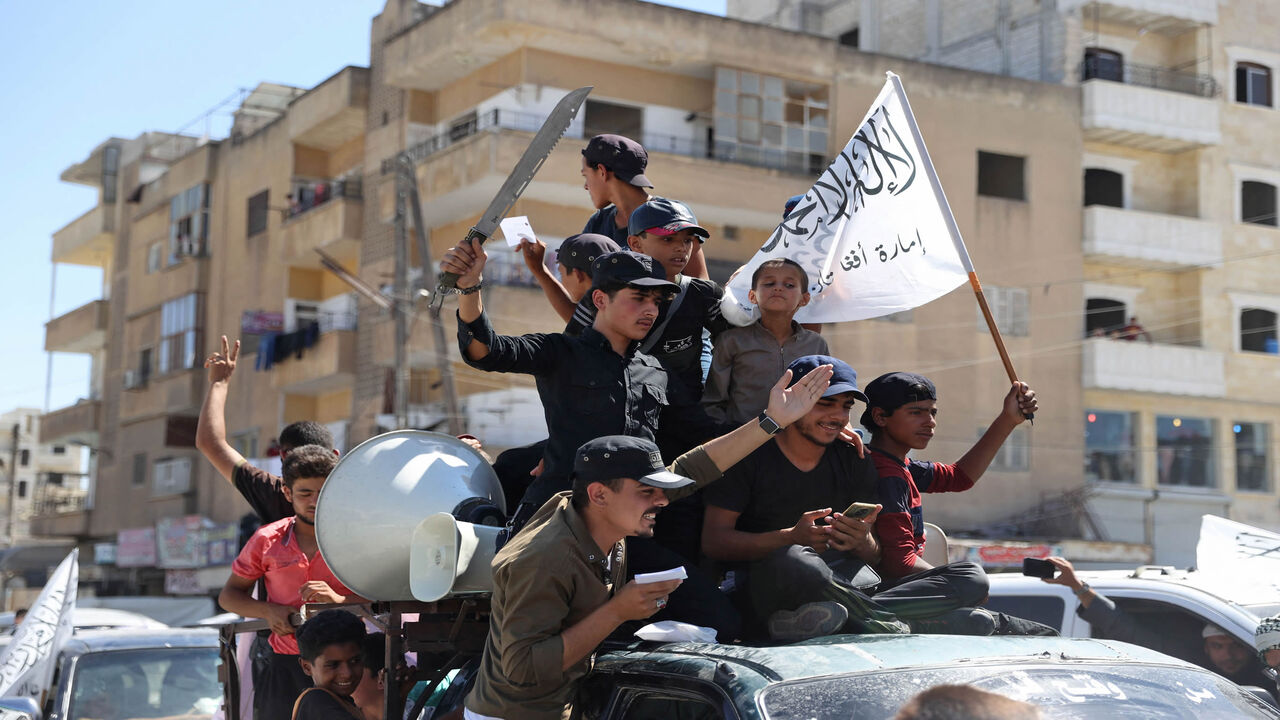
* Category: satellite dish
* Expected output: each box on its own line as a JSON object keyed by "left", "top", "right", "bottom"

{"left": 316, "top": 430, "right": 505, "bottom": 601}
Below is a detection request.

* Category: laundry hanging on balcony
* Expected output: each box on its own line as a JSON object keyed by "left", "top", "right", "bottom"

{"left": 256, "top": 322, "right": 321, "bottom": 371}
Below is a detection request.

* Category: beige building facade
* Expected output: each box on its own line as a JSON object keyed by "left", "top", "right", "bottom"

{"left": 733, "top": 0, "right": 1280, "bottom": 564}
{"left": 40, "top": 0, "right": 1098, "bottom": 590}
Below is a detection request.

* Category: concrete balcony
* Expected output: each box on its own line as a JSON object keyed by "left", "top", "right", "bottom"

{"left": 1082, "top": 205, "right": 1221, "bottom": 269}
{"left": 281, "top": 191, "right": 363, "bottom": 269}
{"left": 1060, "top": 0, "right": 1216, "bottom": 33}
{"left": 271, "top": 330, "right": 356, "bottom": 395}
{"left": 44, "top": 299, "right": 108, "bottom": 353}
{"left": 40, "top": 400, "right": 101, "bottom": 445}
{"left": 287, "top": 66, "right": 369, "bottom": 151}
{"left": 29, "top": 481, "right": 91, "bottom": 538}
{"left": 52, "top": 205, "right": 115, "bottom": 268}
{"left": 1082, "top": 337, "right": 1225, "bottom": 397}
{"left": 1082, "top": 80, "right": 1220, "bottom": 153}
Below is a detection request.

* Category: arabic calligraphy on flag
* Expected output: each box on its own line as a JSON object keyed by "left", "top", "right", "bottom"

{"left": 0, "top": 550, "right": 77, "bottom": 702}
{"left": 723, "top": 73, "right": 970, "bottom": 325}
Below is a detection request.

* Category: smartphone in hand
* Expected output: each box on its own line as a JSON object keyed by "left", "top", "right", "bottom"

{"left": 842, "top": 502, "right": 879, "bottom": 520}
{"left": 1022, "top": 558, "right": 1057, "bottom": 579}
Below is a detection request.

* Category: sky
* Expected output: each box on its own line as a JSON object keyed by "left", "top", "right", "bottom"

{"left": 0, "top": 0, "right": 727, "bottom": 415}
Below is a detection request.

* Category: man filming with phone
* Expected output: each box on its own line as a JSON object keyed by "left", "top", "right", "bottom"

{"left": 702, "top": 356, "right": 1013, "bottom": 642}
{"left": 1042, "top": 556, "right": 1275, "bottom": 699}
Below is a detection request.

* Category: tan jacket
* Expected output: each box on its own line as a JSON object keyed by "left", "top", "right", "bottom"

{"left": 465, "top": 446, "right": 721, "bottom": 719}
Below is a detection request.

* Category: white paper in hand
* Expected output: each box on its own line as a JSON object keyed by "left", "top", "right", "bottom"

{"left": 634, "top": 566, "right": 687, "bottom": 584}
{"left": 634, "top": 620, "right": 717, "bottom": 643}
{"left": 500, "top": 215, "right": 536, "bottom": 248}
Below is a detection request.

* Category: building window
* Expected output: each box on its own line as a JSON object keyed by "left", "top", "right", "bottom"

{"left": 147, "top": 241, "right": 163, "bottom": 273}
{"left": 152, "top": 457, "right": 193, "bottom": 497}
{"left": 1240, "top": 308, "right": 1278, "bottom": 353}
{"left": 1086, "top": 298, "right": 1126, "bottom": 337}
{"left": 1083, "top": 168, "right": 1123, "bottom": 208}
{"left": 132, "top": 453, "right": 147, "bottom": 486}
{"left": 52, "top": 445, "right": 65, "bottom": 455}
{"left": 1083, "top": 48, "right": 1124, "bottom": 82}
{"left": 19, "top": 449, "right": 29, "bottom": 467}
{"left": 977, "top": 286, "right": 1029, "bottom": 337}
{"left": 247, "top": 190, "right": 269, "bottom": 237}
{"left": 977, "top": 151, "right": 1026, "bottom": 201}
{"left": 979, "top": 426, "right": 1029, "bottom": 471}
{"left": 158, "top": 293, "right": 201, "bottom": 375}
{"left": 583, "top": 100, "right": 643, "bottom": 141}
{"left": 230, "top": 431, "right": 259, "bottom": 460}
{"left": 17, "top": 481, "right": 26, "bottom": 499}
{"left": 1085, "top": 411, "right": 1136, "bottom": 483}
{"left": 169, "top": 183, "right": 210, "bottom": 262}
{"left": 1156, "top": 415, "right": 1215, "bottom": 487}
{"left": 1236, "top": 62, "right": 1272, "bottom": 107}
{"left": 1234, "top": 422, "right": 1270, "bottom": 492}
{"left": 838, "top": 26, "right": 859, "bottom": 48}
{"left": 1241, "top": 181, "right": 1277, "bottom": 226}
{"left": 101, "top": 144, "right": 120, "bottom": 205}
{"left": 714, "top": 67, "right": 828, "bottom": 175}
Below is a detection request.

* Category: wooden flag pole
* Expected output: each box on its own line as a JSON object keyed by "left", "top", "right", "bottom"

{"left": 886, "top": 72, "right": 1032, "bottom": 421}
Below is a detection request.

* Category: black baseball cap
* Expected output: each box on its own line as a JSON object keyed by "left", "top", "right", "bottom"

{"left": 556, "top": 233, "right": 621, "bottom": 276}
{"left": 582, "top": 134, "right": 653, "bottom": 188}
{"left": 572, "top": 436, "right": 692, "bottom": 493}
{"left": 628, "top": 197, "right": 710, "bottom": 241}
{"left": 860, "top": 372, "right": 937, "bottom": 429}
{"left": 590, "top": 251, "right": 680, "bottom": 292}
{"left": 787, "top": 355, "right": 867, "bottom": 402}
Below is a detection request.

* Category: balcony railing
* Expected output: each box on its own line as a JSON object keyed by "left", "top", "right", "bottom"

{"left": 31, "top": 477, "right": 91, "bottom": 517}
{"left": 287, "top": 178, "right": 362, "bottom": 219}
{"left": 1080, "top": 58, "right": 1218, "bottom": 98}
{"left": 384, "top": 108, "right": 822, "bottom": 176}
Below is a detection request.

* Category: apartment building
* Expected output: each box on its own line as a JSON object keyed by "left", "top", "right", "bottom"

{"left": 38, "top": 0, "right": 1092, "bottom": 592}
{"left": 0, "top": 408, "right": 85, "bottom": 542}
{"left": 732, "top": 0, "right": 1280, "bottom": 564}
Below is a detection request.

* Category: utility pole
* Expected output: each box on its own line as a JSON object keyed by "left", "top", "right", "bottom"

{"left": 395, "top": 154, "right": 463, "bottom": 435}
{"left": 7, "top": 424, "right": 18, "bottom": 548}
{"left": 392, "top": 164, "right": 411, "bottom": 431}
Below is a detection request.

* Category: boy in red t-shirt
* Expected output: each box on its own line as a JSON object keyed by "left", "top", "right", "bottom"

{"left": 861, "top": 372, "right": 1037, "bottom": 580}
{"left": 220, "top": 444, "right": 364, "bottom": 720}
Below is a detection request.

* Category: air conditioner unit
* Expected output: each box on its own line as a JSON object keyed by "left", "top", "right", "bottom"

{"left": 123, "top": 370, "right": 144, "bottom": 390}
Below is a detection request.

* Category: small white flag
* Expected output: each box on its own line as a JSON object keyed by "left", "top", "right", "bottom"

{"left": 0, "top": 550, "right": 78, "bottom": 702}
{"left": 723, "top": 73, "right": 971, "bottom": 325}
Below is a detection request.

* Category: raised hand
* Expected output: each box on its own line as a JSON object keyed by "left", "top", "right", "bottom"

{"left": 765, "top": 364, "right": 833, "bottom": 428}
{"left": 204, "top": 335, "right": 239, "bottom": 384}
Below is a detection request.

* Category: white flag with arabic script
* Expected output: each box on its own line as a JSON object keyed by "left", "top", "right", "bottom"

{"left": 0, "top": 549, "right": 77, "bottom": 701}
{"left": 723, "top": 73, "right": 970, "bottom": 325}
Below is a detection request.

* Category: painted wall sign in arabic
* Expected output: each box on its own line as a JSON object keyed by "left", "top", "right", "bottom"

{"left": 723, "top": 73, "right": 969, "bottom": 325}
{"left": 116, "top": 527, "right": 157, "bottom": 568}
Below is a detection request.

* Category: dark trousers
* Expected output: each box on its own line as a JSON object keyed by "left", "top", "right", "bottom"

{"left": 624, "top": 536, "right": 743, "bottom": 643}
{"left": 255, "top": 648, "right": 311, "bottom": 720}
{"left": 744, "top": 545, "right": 989, "bottom": 635}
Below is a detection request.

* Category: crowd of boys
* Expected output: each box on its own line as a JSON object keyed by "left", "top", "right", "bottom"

{"left": 195, "top": 133, "right": 1271, "bottom": 720}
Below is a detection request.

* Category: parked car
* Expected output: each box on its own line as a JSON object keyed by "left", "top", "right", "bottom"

{"left": 570, "top": 634, "right": 1280, "bottom": 718}
{"left": 985, "top": 565, "right": 1279, "bottom": 696}
{"left": 0, "top": 608, "right": 167, "bottom": 636}
{"left": 0, "top": 628, "right": 221, "bottom": 720}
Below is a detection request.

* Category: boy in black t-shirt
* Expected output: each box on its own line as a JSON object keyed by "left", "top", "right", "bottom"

{"left": 703, "top": 356, "right": 994, "bottom": 642}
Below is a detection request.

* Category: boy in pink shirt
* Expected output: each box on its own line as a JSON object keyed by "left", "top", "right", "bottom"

{"left": 220, "top": 444, "right": 363, "bottom": 720}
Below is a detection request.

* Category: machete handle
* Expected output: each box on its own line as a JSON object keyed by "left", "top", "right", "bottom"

{"left": 436, "top": 226, "right": 489, "bottom": 291}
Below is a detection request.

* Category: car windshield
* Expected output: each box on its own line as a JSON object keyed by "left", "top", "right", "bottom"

{"left": 67, "top": 647, "right": 221, "bottom": 720}
{"left": 760, "top": 661, "right": 1280, "bottom": 719}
